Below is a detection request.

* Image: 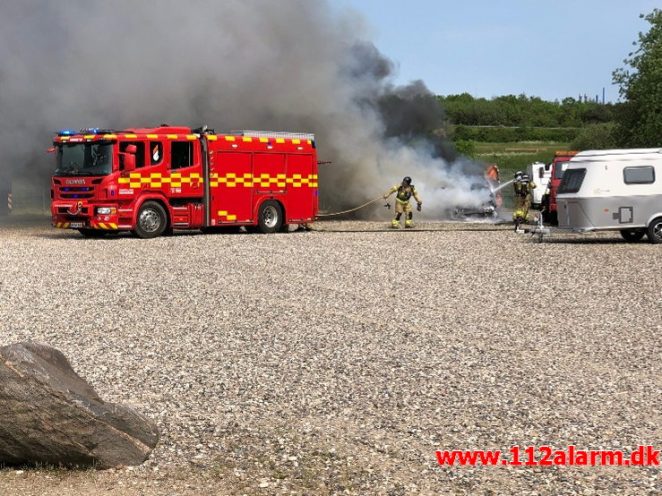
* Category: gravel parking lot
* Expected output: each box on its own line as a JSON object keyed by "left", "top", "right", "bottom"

{"left": 0, "top": 218, "right": 660, "bottom": 495}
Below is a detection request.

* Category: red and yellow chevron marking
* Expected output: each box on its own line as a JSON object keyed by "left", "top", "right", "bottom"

{"left": 217, "top": 210, "right": 237, "bottom": 222}
{"left": 93, "top": 222, "right": 118, "bottom": 230}
{"left": 54, "top": 222, "right": 118, "bottom": 230}
{"left": 209, "top": 173, "right": 318, "bottom": 188}
{"left": 118, "top": 172, "right": 202, "bottom": 189}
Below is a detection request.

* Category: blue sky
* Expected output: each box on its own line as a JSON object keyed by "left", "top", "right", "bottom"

{"left": 336, "top": 0, "right": 658, "bottom": 101}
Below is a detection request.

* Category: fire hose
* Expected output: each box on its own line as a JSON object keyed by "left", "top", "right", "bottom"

{"left": 316, "top": 195, "right": 388, "bottom": 218}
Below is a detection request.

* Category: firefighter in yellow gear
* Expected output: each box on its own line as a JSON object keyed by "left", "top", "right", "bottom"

{"left": 512, "top": 172, "right": 536, "bottom": 230}
{"left": 384, "top": 176, "right": 422, "bottom": 228}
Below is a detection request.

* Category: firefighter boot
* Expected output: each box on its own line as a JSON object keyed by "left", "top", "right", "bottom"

{"left": 391, "top": 219, "right": 400, "bottom": 229}
{"left": 513, "top": 209, "right": 526, "bottom": 233}
{"left": 405, "top": 212, "right": 414, "bottom": 228}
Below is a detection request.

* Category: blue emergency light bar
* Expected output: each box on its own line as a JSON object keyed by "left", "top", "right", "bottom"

{"left": 57, "top": 129, "right": 77, "bottom": 136}
{"left": 80, "top": 127, "right": 114, "bottom": 135}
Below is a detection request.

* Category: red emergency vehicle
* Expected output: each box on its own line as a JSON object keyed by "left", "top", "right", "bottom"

{"left": 543, "top": 150, "right": 577, "bottom": 224}
{"left": 50, "top": 126, "right": 319, "bottom": 238}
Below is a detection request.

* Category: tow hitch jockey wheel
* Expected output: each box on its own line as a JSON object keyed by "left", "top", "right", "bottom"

{"left": 620, "top": 229, "right": 645, "bottom": 243}
{"left": 135, "top": 201, "right": 168, "bottom": 239}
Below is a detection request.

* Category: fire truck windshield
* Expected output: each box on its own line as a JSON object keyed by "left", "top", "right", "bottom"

{"left": 55, "top": 142, "right": 113, "bottom": 176}
{"left": 554, "top": 161, "right": 570, "bottom": 179}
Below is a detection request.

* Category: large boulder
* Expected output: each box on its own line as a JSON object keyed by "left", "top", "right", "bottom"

{"left": 0, "top": 342, "right": 159, "bottom": 468}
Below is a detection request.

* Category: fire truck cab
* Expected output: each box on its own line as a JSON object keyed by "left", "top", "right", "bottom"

{"left": 542, "top": 151, "right": 578, "bottom": 224}
{"left": 50, "top": 126, "right": 319, "bottom": 238}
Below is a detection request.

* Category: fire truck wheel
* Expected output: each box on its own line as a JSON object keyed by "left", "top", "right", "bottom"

{"left": 78, "top": 229, "right": 107, "bottom": 238}
{"left": 135, "top": 201, "right": 168, "bottom": 239}
{"left": 257, "top": 201, "right": 283, "bottom": 234}
{"left": 646, "top": 217, "right": 662, "bottom": 244}
{"left": 620, "top": 228, "right": 645, "bottom": 243}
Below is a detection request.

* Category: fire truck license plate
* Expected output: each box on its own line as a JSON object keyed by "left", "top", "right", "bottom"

{"left": 70, "top": 222, "right": 84, "bottom": 228}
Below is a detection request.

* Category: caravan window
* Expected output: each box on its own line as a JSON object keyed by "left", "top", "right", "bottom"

{"left": 624, "top": 166, "right": 655, "bottom": 185}
{"left": 558, "top": 168, "right": 586, "bottom": 194}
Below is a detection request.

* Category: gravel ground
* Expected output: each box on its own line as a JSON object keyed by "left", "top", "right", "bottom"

{"left": 0, "top": 217, "right": 660, "bottom": 495}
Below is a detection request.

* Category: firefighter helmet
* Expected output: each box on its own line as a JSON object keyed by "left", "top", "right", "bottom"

{"left": 402, "top": 176, "right": 412, "bottom": 186}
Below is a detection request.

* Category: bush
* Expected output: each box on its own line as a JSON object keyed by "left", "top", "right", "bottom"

{"left": 451, "top": 125, "right": 579, "bottom": 143}
{"left": 571, "top": 123, "right": 618, "bottom": 150}
{"left": 454, "top": 139, "right": 476, "bottom": 158}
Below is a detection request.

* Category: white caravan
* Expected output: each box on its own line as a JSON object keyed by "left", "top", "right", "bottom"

{"left": 526, "top": 161, "right": 551, "bottom": 208}
{"left": 556, "top": 148, "right": 662, "bottom": 243}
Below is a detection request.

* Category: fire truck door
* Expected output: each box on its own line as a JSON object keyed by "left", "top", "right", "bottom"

{"left": 209, "top": 152, "right": 253, "bottom": 225}
{"left": 286, "top": 154, "right": 316, "bottom": 221}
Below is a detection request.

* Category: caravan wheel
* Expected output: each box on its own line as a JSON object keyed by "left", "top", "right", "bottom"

{"left": 647, "top": 217, "right": 662, "bottom": 244}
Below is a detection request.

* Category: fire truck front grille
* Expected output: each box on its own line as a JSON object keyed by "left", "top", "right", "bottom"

{"left": 57, "top": 206, "right": 92, "bottom": 215}
{"left": 58, "top": 186, "right": 95, "bottom": 199}
{"left": 66, "top": 216, "right": 87, "bottom": 222}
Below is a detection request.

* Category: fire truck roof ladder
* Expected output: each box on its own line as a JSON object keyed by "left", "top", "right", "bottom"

{"left": 230, "top": 130, "right": 315, "bottom": 141}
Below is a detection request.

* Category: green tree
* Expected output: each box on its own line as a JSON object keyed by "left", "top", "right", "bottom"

{"left": 613, "top": 9, "right": 662, "bottom": 147}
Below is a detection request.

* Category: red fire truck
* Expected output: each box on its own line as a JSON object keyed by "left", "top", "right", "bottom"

{"left": 542, "top": 150, "right": 578, "bottom": 224}
{"left": 50, "top": 126, "right": 319, "bottom": 238}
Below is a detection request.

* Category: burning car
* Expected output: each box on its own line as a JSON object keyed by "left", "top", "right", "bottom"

{"left": 445, "top": 163, "right": 501, "bottom": 219}
{"left": 447, "top": 179, "right": 498, "bottom": 219}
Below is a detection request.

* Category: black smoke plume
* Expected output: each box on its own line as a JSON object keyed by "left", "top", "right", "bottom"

{"left": 0, "top": 0, "right": 489, "bottom": 215}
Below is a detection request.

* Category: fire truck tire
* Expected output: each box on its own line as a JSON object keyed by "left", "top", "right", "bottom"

{"left": 620, "top": 228, "right": 645, "bottom": 243}
{"left": 646, "top": 217, "right": 662, "bottom": 244}
{"left": 257, "top": 201, "right": 283, "bottom": 234}
{"left": 134, "top": 201, "right": 168, "bottom": 239}
{"left": 78, "top": 229, "right": 107, "bottom": 238}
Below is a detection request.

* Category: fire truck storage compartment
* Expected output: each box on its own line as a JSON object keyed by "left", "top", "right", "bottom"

{"left": 209, "top": 149, "right": 316, "bottom": 226}
{"left": 285, "top": 154, "right": 316, "bottom": 221}
{"left": 210, "top": 152, "right": 254, "bottom": 224}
